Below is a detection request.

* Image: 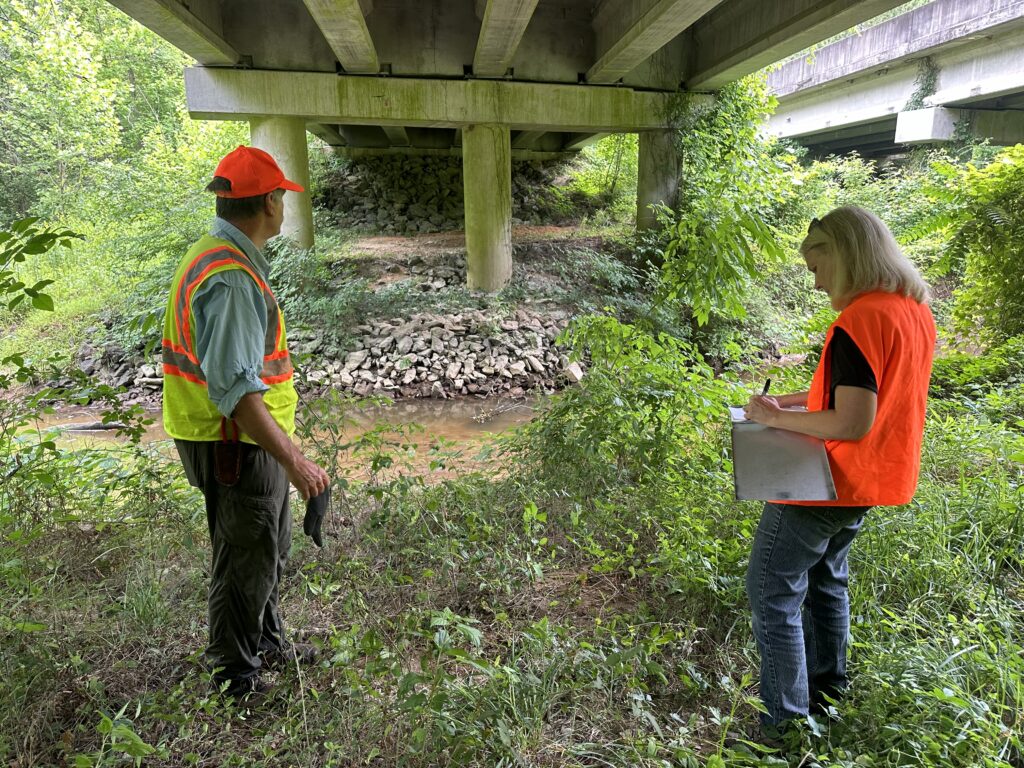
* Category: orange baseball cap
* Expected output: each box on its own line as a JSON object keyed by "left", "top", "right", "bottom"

{"left": 212, "top": 145, "right": 305, "bottom": 198}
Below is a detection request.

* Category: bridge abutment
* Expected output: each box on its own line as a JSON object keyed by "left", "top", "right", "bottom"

{"left": 250, "top": 116, "right": 315, "bottom": 250}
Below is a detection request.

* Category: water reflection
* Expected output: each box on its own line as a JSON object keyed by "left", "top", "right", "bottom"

{"left": 332, "top": 397, "right": 536, "bottom": 442}
{"left": 38, "top": 396, "right": 537, "bottom": 448}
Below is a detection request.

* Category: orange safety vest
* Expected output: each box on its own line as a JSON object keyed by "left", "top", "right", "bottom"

{"left": 161, "top": 234, "right": 297, "bottom": 443}
{"left": 795, "top": 290, "right": 936, "bottom": 507}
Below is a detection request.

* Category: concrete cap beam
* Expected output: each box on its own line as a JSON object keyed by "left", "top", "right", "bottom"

{"left": 588, "top": 0, "right": 722, "bottom": 84}
{"left": 184, "top": 68, "right": 676, "bottom": 132}
{"left": 895, "top": 107, "right": 961, "bottom": 144}
{"left": 896, "top": 106, "right": 1024, "bottom": 145}
{"left": 335, "top": 145, "right": 573, "bottom": 160}
{"left": 106, "top": 0, "right": 238, "bottom": 65}
{"left": 473, "top": 0, "right": 541, "bottom": 78}
{"left": 686, "top": 0, "right": 906, "bottom": 90}
{"left": 302, "top": 0, "right": 379, "bottom": 74}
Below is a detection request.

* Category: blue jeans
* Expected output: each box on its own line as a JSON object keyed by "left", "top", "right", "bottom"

{"left": 746, "top": 502, "right": 869, "bottom": 725}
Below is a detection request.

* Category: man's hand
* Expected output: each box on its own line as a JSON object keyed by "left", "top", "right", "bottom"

{"left": 232, "top": 392, "right": 330, "bottom": 500}
{"left": 284, "top": 452, "right": 330, "bottom": 501}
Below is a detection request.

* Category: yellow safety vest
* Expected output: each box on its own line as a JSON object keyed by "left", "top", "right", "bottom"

{"left": 161, "top": 234, "right": 297, "bottom": 442}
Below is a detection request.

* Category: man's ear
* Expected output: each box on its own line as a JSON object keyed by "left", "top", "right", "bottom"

{"left": 263, "top": 191, "right": 277, "bottom": 215}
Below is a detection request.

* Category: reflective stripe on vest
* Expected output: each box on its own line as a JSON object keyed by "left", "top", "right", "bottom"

{"left": 791, "top": 291, "right": 936, "bottom": 507}
{"left": 161, "top": 235, "right": 297, "bottom": 442}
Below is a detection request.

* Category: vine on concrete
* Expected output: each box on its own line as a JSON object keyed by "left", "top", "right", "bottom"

{"left": 904, "top": 56, "right": 939, "bottom": 111}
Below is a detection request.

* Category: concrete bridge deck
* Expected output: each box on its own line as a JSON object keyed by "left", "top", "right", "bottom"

{"left": 768, "top": 0, "right": 1024, "bottom": 157}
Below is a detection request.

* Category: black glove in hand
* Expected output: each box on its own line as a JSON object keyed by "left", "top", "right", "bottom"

{"left": 303, "top": 486, "right": 330, "bottom": 547}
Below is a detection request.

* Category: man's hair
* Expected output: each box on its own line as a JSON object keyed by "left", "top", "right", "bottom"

{"left": 206, "top": 177, "right": 283, "bottom": 220}
{"left": 800, "top": 205, "right": 930, "bottom": 304}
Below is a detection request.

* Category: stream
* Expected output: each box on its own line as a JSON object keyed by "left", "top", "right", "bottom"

{"left": 33, "top": 396, "right": 537, "bottom": 452}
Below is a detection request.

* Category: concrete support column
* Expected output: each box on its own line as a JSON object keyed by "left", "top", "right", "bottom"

{"left": 636, "top": 130, "right": 679, "bottom": 231}
{"left": 250, "top": 116, "right": 314, "bottom": 249}
{"left": 462, "top": 123, "right": 512, "bottom": 291}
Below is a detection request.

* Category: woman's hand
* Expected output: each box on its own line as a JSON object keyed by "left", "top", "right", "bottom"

{"left": 742, "top": 387, "right": 877, "bottom": 441}
{"left": 744, "top": 395, "right": 782, "bottom": 426}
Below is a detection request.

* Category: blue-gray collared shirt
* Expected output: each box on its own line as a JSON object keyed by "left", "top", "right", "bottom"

{"left": 191, "top": 218, "right": 272, "bottom": 418}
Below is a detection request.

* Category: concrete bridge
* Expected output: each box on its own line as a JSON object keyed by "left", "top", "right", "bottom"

{"left": 768, "top": 0, "right": 1024, "bottom": 157}
{"left": 108, "top": 0, "right": 910, "bottom": 289}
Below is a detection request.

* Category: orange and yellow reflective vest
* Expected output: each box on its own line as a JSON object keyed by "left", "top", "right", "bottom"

{"left": 161, "top": 234, "right": 297, "bottom": 442}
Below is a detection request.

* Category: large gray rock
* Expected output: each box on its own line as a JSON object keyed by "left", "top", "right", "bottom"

{"left": 563, "top": 362, "right": 585, "bottom": 383}
{"left": 343, "top": 349, "right": 370, "bottom": 371}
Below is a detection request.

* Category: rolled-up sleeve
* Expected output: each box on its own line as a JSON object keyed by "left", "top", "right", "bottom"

{"left": 191, "top": 272, "right": 269, "bottom": 419}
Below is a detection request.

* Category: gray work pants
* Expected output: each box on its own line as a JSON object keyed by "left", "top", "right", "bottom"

{"left": 175, "top": 439, "right": 291, "bottom": 683}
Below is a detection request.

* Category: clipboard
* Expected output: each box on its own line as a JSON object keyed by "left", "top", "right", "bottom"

{"left": 729, "top": 407, "right": 837, "bottom": 501}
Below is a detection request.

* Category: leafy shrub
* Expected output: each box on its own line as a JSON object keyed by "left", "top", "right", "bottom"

{"left": 512, "top": 314, "right": 732, "bottom": 492}
{"left": 930, "top": 336, "right": 1024, "bottom": 398}
{"left": 656, "top": 76, "right": 788, "bottom": 327}
{"left": 909, "top": 145, "right": 1024, "bottom": 343}
{"left": 565, "top": 134, "right": 639, "bottom": 222}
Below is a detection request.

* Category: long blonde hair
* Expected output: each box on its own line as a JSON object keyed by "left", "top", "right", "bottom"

{"left": 800, "top": 206, "right": 930, "bottom": 304}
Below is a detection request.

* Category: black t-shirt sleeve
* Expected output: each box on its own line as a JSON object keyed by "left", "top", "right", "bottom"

{"left": 827, "top": 327, "right": 878, "bottom": 409}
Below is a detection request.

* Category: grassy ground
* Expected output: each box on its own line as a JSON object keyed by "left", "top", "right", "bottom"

{"left": 1, "top": 353, "right": 1022, "bottom": 767}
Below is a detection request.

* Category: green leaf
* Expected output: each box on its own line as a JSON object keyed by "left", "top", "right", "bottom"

{"left": 31, "top": 293, "right": 55, "bottom": 312}
{"left": 14, "top": 621, "right": 48, "bottom": 632}
{"left": 12, "top": 217, "right": 39, "bottom": 234}
{"left": 21, "top": 234, "right": 58, "bottom": 254}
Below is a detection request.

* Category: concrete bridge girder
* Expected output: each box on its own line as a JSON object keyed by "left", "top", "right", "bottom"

{"left": 684, "top": 0, "right": 910, "bottom": 89}
{"left": 769, "top": 0, "right": 1024, "bottom": 100}
{"left": 301, "top": 0, "right": 379, "bottom": 74}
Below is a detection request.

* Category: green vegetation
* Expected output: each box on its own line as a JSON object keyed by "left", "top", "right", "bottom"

{"left": 2, "top": 2, "right": 1024, "bottom": 766}
{"left": 2, "top": 296, "right": 1021, "bottom": 765}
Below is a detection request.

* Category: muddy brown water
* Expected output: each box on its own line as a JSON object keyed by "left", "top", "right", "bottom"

{"left": 33, "top": 397, "right": 537, "bottom": 458}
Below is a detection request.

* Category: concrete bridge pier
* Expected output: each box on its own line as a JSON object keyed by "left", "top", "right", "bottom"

{"left": 462, "top": 123, "right": 513, "bottom": 291}
{"left": 250, "top": 116, "right": 315, "bottom": 250}
{"left": 636, "top": 130, "right": 679, "bottom": 231}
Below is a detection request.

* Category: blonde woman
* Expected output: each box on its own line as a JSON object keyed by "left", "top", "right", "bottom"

{"left": 742, "top": 206, "right": 936, "bottom": 734}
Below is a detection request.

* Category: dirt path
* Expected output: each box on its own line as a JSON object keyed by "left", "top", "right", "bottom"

{"left": 344, "top": 225, "right": 585, "bottom": 258}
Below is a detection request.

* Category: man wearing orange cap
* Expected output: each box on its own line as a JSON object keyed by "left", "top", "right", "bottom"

{"left": 161, "top": 145, "right": 330, "bottom": 698}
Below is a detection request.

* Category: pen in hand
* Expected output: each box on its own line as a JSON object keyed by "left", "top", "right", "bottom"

{"left": 760, "top": 378, "right": 772, "bottom": 397}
